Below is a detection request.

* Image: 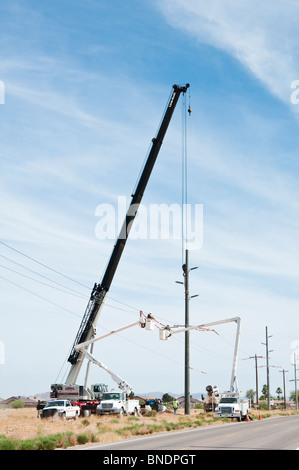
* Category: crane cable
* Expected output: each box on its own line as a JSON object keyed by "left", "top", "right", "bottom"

{"left": 181, "top": 87, "right": 191, "bottom": 263}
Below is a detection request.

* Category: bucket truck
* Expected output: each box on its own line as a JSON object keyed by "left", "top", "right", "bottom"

{"left": 50, "top": 83, "right": 190, "bottom": 415}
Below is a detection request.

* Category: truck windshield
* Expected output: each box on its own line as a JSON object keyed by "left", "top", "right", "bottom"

{"left": 219, "top": 398, "right": 238, "bottom": 403}
{"left": 102, "top": 393, "right": 121, "bottom": 400}
{"left": 45, "top": 401, "right": 65, "bottom": 407}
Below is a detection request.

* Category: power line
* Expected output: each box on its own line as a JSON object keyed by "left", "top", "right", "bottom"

{"left": 0, "top": 274, "right": 82, "bottom": 319}
{"left": 0, "top": 241, "right": 90, "bottom": 289}
{"left": 0, "top": 263, "right": 87, "bottom": 299}
{"left": 0, "top": 252, "right": 88, "bottom": 297}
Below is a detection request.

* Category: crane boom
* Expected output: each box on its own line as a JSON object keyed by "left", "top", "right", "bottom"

{"left": 65, "top": 84, "right": 190, "bottom": 385}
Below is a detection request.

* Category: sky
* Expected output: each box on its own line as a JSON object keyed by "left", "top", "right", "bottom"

{"left": 1, "top": 0, "right": 299, "bottom": 401}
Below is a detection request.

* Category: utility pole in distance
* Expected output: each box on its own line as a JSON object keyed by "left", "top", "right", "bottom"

{"left": 262, "top": 327, "right": 273, "bottom": 411}
{"left": 279, "top": 369, "right": 288, "bottom": 409}
{"left": 289, "top": 353, "right": 298, "bottom": 411}
{"left": 243, "top": 354, "right": 264, "bottom": 407}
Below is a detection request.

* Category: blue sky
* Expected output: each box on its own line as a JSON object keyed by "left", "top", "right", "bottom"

{"left": 1, "top": 0, "right": 299, "bottom": 400}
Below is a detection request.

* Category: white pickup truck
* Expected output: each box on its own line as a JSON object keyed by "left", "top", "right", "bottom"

{"left": 40, "top": 400, "right": 80, "bottom": 420}
{"left": 96, "top": 391, "right": 140, "bottom": 416}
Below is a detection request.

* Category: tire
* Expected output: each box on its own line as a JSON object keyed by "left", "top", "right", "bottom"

{"left": 119, "top": 407, "right": 125, "bottom": 417}
{"left": 133, "top": 408, "right": 138, "bottom": 416}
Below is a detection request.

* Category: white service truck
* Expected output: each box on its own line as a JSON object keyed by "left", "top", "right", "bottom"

{"left": 40, "top": 400, "right": 80, "bottom": 420}
{"left": 96, "top": 390, "right": 140, "bottom": 416}
{"left": 214, "top": 392, "right": 250, "bottom": 422}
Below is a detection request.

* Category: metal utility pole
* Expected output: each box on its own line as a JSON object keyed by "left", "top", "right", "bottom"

{"left": 262, "top": 327, "right": 273, "bottom": 411}
{"left": 182, "top": 250, "right": 190, "bottom": 415}
{"left": 279, "top": 369, "right": 288, "bottom": 409}
{"left": 289, "top": 353, "right": 298, "bottom": 411}
{"left": 180, "top": 250, "right": 198, "bottom": 415}
{"left": 243, "top": 354, "right": 264, "bottom": 407}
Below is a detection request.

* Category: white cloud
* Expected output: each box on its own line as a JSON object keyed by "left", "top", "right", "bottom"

{"left": 158, "top": 0, "right": 299, "bottom": 103}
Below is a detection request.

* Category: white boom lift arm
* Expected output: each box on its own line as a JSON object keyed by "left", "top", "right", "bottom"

{"left": 160, "top": 317, "right": 241, "bottom": 393}
{"left": 75, "top": 314, "right": 241, "bottom": 394}
{"left": 74, "top": 317, "right": 148, "bottom": 394}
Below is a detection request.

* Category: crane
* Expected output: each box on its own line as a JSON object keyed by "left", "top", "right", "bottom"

{"left": 52, "top": 84, "right": 190, "bottom": 397}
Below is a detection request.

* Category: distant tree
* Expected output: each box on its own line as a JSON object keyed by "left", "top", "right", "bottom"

{"left": 261, "top": 384, "right": 268, "bottom": 398}
{"left": 162, "top": 393, "right": 174, "bottom": 403}
{"left": 276, "top": 387, "right": 283, "bottom": 400}
{"left": 290, "top": 390, "right": 299, "bottom": 402}
{"left": 246, "top": 389, "right": 255, "bottom": 403}
{"left": 10, "top": 400, "right": 24, "bottom": 409}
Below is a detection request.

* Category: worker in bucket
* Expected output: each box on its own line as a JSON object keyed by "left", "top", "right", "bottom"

{"left": 172, "top": 398, "right": 179, "bottom": 415}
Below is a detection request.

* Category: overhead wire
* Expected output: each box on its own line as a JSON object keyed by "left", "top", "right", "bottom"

{"left": 0, "top": 241, "right": 90, "bottom": 289}
{"left": 0, "top": 240, "right": 238, "bottom": 382}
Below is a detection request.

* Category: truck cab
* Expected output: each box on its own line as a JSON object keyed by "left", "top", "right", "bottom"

{"left": 96, "top": 390, "right": 140, "bottom": 416}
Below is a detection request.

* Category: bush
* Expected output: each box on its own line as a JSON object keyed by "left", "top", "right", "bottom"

{"left": 10, "top": 400, "right": 24, "bottom": 409}
{"left": 144, "top": 410, "right": 157, "bottom": 417}
{"left": 35, "top": 434, "right": 62, "bottom": 450}
{"left": 81, "top": 419, "right": 90, "bottom": 427}
{"left": 76, "top": 433, "right": 89, "bottom": 445}
{"left": 0, "top": 438, "right": 16, "bottom": 450}
{"left": 258, "top": 401, "right": 268, "bottom": 410}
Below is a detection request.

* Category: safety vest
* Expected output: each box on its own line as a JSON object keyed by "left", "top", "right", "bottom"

{"left": 173, "top": 400, "right": 178, "bottom": 408}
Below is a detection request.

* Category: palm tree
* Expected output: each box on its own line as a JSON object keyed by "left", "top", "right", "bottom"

{"left": 276, "top": 387, "right": 283, "bottom": 400}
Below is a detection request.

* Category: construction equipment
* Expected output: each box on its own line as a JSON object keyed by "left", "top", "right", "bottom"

{"left": 203, "top": 385, "right": 220, "bottom": 412}
{"left": 51, "top": 84, "right": 190, "bottom": 414}
{"left": 159, "top": 317, "right": 244, "bottom": 414}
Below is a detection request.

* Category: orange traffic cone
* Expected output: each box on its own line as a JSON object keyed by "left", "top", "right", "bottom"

{"left": 258, "top": 412, "right": 262, "bottom": 420}
{"left": 246, "top": 414, "right": 250, "bottom": 422}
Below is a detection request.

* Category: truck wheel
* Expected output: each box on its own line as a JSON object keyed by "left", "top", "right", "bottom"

{"left": 61, "top": 412, "right": 67, "bottom": 421}
{"left": 133, "top": 408, "right": 138, "bottom": 417}
{"left": 74, "top": 412, "right": 78, "bottom": 420}
{"left": 119, "top": 407, "right": 125, "bottom": 417}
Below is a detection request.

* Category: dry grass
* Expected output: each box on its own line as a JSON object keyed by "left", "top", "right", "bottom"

{"left": 0, "top": 406, "right": 298, "bottom": 449}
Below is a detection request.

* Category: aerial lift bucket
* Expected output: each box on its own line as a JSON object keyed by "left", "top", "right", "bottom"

{"left": 145, "top": 319, "right": 154, "bottom": 331}
{"left": 159, "top": 329, "right": 171, "bottom": 340}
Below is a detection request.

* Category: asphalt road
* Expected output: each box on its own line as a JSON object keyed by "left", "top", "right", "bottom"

{"left": 77, "top": 415, "right": 299, "bottom": 451}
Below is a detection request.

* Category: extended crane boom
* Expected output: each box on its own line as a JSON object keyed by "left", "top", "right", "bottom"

{"left": 65, "top": 84, "right": 190, "bottom": 385}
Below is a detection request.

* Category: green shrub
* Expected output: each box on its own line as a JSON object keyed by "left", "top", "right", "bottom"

{"left": 144, "top": 410, "right": 157, "bottom": 417}
{"left": 76, "top": 433, "right": 89, "bottom": 445}
{"left": 81, "top": 419, "right": 90, "bottom": 427}
{"left": 35, "top": 434, "right": 62, "bottom": 450}
{"left": 17, "top": 439, "right": 37, "bottom": 450}
{"left": 0, "top": 438, "right": 16, "bottom": 450}
{"left": 10, "top": 400, "right": 24, "bottom": 409}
